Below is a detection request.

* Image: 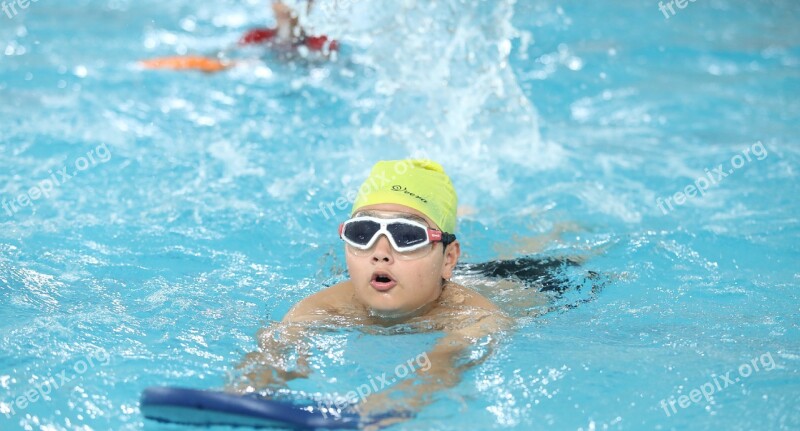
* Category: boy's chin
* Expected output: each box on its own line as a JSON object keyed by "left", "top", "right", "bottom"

{"left": 362, "top": 298, "right": 412, "bottom": 318}
{"left": 368, "top": 307, "right": 416, "bottom": 320}
{"left": 364, "top": 299, "right": 431, "bottom": 321}
{"left": 364, "top": 300, "right": 404, "bottom": 315}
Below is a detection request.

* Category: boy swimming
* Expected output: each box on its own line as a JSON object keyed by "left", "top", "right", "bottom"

{"left": 235, "top": 160, "right": 512, "bottom": 428}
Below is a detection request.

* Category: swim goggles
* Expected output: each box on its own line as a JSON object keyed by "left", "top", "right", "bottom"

{"left": 338, "top": 216, "right": 456, "bottom": 256}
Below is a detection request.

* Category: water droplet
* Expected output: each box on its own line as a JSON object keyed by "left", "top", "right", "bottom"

{"left": 74, "top": 65, "right": 88, "bottom": 78}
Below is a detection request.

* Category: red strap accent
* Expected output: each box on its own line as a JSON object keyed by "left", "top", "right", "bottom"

{"left": 239, "top": 28, "right": 278, "bottom": 45}
{"left": 428, "top": 230, "right": 442, "bottom": 242}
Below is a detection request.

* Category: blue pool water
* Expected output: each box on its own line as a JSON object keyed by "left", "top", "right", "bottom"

{"left": 1, "top": 0, "right": 798, "bottom": 429}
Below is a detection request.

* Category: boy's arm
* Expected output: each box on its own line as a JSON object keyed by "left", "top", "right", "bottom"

{"left": 358, "top": 308, "right": 513, "bottom": 426}
{"left": 229, "top": 321, "right": 312, "bottom": 392}
{"left": 229, "top": 295, "right": 328, "bottom": 392}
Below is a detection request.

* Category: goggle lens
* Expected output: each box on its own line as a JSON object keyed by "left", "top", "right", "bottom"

{"left": 342, "top": 220, "right": 381, "bottom": 247}
{"left": 385, "top": 223, "right": 428, "bottom": 248}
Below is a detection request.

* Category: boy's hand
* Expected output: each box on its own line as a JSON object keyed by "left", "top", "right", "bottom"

{"left": 228, "top": 322, "right": 312, "bottom": 392}
{"left": 357, "top": 392, "right": 413, "bottom": 430}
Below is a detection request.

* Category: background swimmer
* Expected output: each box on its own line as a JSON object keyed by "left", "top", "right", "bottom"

{"left": 140, "top": 0, "right": 337, "bottom": 73}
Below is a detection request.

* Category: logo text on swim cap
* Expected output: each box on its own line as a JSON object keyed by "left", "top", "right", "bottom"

{"left": 391, "top": 185, "right": 428, "bottom": 204}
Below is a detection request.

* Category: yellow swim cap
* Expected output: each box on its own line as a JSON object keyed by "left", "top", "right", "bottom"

{"left": 351, "top": 160, "right": 458, "bottom": 233}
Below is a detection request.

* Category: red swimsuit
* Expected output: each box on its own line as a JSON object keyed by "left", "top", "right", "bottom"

{"left": 239, "top": 28, "right": 339, "bottom": 52}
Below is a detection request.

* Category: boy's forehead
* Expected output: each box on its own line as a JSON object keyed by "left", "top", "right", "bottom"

{"left": 357, "top": 210, "right": 425, "bottom": 222}
{"left": 353, "top": 204, "right": 436, "bottom": 227}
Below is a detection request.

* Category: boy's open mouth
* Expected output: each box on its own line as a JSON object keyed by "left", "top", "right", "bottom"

{"left": 370, "top": 271, "right": 397, "bottom": 292}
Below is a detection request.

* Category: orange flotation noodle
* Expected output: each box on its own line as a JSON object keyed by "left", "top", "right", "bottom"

{"left": 139, "top": 55, "right": 232, "bottom": 73}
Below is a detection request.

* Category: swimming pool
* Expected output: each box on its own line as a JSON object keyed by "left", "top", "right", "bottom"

{"left": 1, "top": 0, "right": 798, "bottom": 429}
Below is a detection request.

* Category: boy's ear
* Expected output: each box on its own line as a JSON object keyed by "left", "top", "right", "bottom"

{"left": 441, "top": 241, "right": 460, "bottom": 280}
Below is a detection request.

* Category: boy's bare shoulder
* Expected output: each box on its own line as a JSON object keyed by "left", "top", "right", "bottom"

{"left": 435, "top": 282, "right": 513, "bottom": 336}
{"left": 282, "top": 280, "right": 354, "bottom": 323}
{"left": 441, "top": 282, "right": 501, "bottom": 312}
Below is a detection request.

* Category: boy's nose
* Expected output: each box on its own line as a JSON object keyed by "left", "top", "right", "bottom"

{"left": 371, "top": 235, "right": 394, "bottom": 263}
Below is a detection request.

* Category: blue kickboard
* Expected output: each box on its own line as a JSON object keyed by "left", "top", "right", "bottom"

{"left": 140, "top": 386, "right": 362, "bottom": 429}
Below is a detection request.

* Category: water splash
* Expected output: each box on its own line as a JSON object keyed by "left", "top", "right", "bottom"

{"left": 308, "top": 0, "right": 562, "bottom": 202}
